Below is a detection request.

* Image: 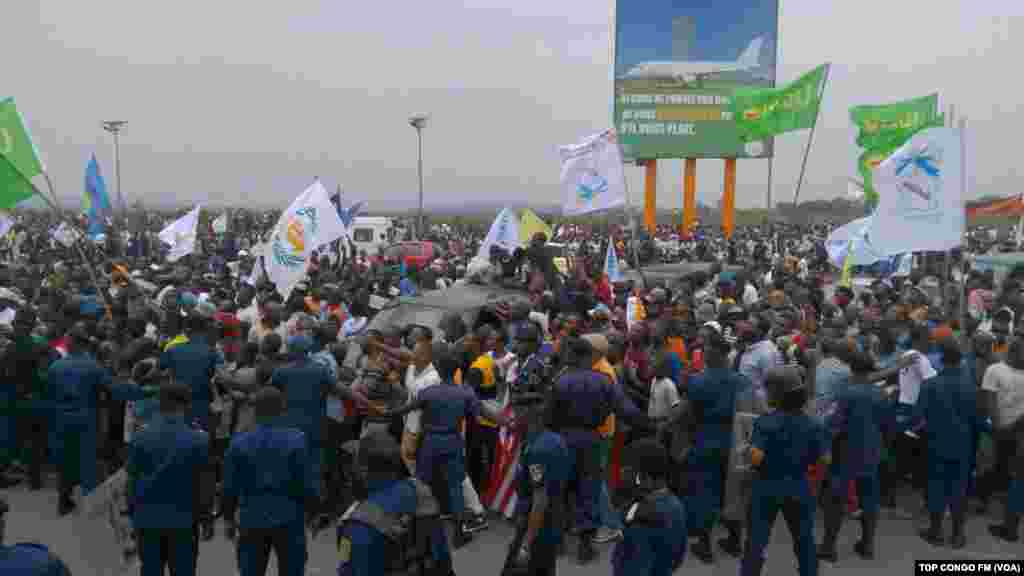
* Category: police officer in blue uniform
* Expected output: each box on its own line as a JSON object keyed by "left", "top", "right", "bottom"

{"left": 547, "top": 337, "right": 652, "bottom": 564}
{"left": 222, "top": 386, "right": 314, "bottom": 576}
{"left": 337, "top": 430, "right": 453, "bottom": 576}
{"left": 0, "top": 497, "right": 72, "bottom": 575}
{"left": 159, "top": 303, "right": 223, "bottom": 432}
{"left": 502, "top": 393, "right": 569, "bottom": 576}
{"left": 743, "top": 366, "right": 827, "bottom": 576}
{"left": 612, "top": 438, "right": 686, "bottom": 576}
{"left": 818, "top": 350, "right": 912, "bottom": 562}
{"left": 685, "top": 323, "right": 752, "bottom": 562}
{"left": 49, "top": 322, "right": 151, "bottom": 515}
{"left": 128, "top": 381, "right": 213, "bottom": 576}
{"left": 387, "top": 342, "right": 509, "bottom": 548}
{"left": 272, "top": 334, "right": 336, "bottom": 514}
{"left": 914, "top": 338, "right": 978, "bottom": 549}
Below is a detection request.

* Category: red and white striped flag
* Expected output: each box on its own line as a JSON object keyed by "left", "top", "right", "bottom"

{"left": 484, "top": 406, "right": 521, "bottom": 519}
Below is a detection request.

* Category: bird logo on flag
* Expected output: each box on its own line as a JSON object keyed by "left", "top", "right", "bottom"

{"left": 894, "top": 143, "right": 943, "bottom": 213}
{"left": 576, "top": 169, "right": 608, "bottom": 203}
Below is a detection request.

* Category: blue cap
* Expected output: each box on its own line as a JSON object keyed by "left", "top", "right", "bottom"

{"left": 287, "top": 334, "right": 314, "bottom": 354}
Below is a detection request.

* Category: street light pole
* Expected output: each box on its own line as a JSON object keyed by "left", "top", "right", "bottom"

{"left": 101, "top": 120, "right": 127, "bottom": 221}
{"left": 409, "top": 115, "right": 428, "bottom": 240}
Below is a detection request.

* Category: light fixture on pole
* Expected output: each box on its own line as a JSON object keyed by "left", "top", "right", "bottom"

{"left": 409, "top": 114, "right": 428, "bottom": 240}
{"left": 101, "top": 120, "right": 127, "bottom": 220}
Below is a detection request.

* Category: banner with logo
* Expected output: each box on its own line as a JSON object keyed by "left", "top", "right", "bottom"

{"left": 559, "top": 130, "right": 627, "bottom": 216}
{"left": 266, "top": 180, "right": 349, "bottom": 297}
{"left": 866, "top": 127, "right": 965, "bottom": 255}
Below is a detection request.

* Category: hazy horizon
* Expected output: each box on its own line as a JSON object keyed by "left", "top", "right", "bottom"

{"left": 8, "top": 1, "right": 1021, "bottom": 212}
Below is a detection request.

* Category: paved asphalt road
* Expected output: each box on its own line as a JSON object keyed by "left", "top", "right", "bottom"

{"left": 5, "top": 481, "right": 1024, "bottom": 575}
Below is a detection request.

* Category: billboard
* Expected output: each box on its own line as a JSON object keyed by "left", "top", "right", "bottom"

{"left": 613, "top": 0, "right": 779, "bottom": 160}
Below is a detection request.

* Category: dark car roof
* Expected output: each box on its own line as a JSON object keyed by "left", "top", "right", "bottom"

{"left": 367, "top": 283, "right": 528, "bottom": 334}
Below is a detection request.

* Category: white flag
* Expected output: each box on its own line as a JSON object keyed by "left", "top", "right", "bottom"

{"left": 604, "top": 238, "right": 621, "bottom": 282}
{"left": 211, "top": 213, "right": 227, "bottom": 234}
{"left": 266, "top": 180, "right": 349, "bottom": 298}
{"left": 476, "top": 208, "right": 521, "bottom": 259}
{"left": 866, "top": 127, "right": 965, "bottom": 255}
{"left": 53, "top": 222, "right": 81, "bottom": 248}
{"left": 0, "top": 212, "right": 14, "bottom": 240}
{"left": 824, "top": 217, "right": 885, "bottom": 268}
{"left": 559, "top": 130, "right": 627, "bottom": 216}
{"left": 158, "top": 205, "right": 200, "bottom": 262}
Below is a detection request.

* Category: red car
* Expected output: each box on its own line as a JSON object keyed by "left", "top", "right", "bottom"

{"left": 374, "top": 241, "right": 443, "bottom": 270}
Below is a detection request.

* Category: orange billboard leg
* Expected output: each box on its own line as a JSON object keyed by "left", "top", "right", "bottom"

{"left": 722, "top": 158, "right": 736, "bottom": 239}
{"left": 683, "top": 158, "right": 697, "bottom": 237}
{"left": 644, "top": 160, "right": 657, "bottom": 234}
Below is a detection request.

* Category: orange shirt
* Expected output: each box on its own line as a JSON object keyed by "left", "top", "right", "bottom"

{"left": 594, "top": 358, "right": 617, "bottom": 437}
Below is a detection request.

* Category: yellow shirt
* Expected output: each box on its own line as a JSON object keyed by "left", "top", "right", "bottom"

{"left": 594, "top": 358, "right": 617, "bottom": 438}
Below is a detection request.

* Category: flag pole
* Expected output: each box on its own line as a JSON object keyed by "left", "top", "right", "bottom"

{"left": 37, "top": 171, "right": 113, "bottom": 309}
{"left": 791, "top": 63, "right": 832, "bottom": 208}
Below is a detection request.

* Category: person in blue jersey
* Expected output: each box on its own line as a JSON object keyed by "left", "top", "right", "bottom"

{"left": 49, "top": 322, "right": 153, "bottom": 516}
{"left": 222, "top": 387, "right": 313, "bottom": 576}
{"left": 502, "top": 393, "right": 569, "bottom": 576}
{"left": 611, "top": 437, "right": 686, "bottom": 576}
{"left": 914, "top": 338, "right": 980, "bottom": 549}
{"left": 337, "top": 430, "right": 453, "bottom": 576}
{"left": 128, "top": 381, "right": 213, "bottom": 576}
{"left": 742, "top": 366, "right": 828, "bottom": 576}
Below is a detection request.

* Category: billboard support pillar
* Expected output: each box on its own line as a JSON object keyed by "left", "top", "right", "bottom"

{"left": 643, "top": 160, "right": 657, "bottom": 233}
{"left": 722, "top": 158, "right": 736, "bottom": 239}
{"left": 683, "top": 158, "right": 697, "bottom": 236}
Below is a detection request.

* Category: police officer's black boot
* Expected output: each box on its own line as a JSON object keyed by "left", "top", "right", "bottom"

{"left": 853, "top": 509, "right": 877, "bottom": 560}
{"left": 718, "top": 519, "right": 743, "bottom": 558}
{"left": 919, "top": 511, "right": 944, "bottom": 546}
{"left": 950, "top": 509, "right": 967, "bottom": 549}
{"left": 816, "top": 497, "right": 841, "bottom": 563}
{"left": 988, "top": 512, "right": 1020, "bottom": 543}
{"left": 577, "top": 531, "right": 597, "bottom": 565}
{"left": 692, "top": 530, "right": 714, "bottom": 564}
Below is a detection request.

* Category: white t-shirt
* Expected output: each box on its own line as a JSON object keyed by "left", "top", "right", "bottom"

{"left": 648, "top": 377, "right": 681, "bottom": 421}
{"left": 403, "top": 364, "right": 441, "bottom": 435}
{"left": 898, "top": 351, "right": 936, "bottom": 405}
{"left": 982, "top": 362, "right": 1024, "bottom": 430}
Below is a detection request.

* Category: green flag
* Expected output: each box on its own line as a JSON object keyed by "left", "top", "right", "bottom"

{"left": 850, "top": 93, "right": 942, "bottom": 151}
{"left": 731, "top": 64, "right": 829, "bottom": 142}
{"left": 0, "top": 98, "right": 42, "bottom": 208}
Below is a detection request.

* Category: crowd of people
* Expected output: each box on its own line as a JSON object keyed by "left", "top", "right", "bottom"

{"left": 0, "top": 207, "right": 1021, "bottom": 576}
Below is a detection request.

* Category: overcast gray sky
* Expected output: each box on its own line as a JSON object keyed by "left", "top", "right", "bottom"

{"left": 9, "top": 1, "right": 1022, "bottom": 211}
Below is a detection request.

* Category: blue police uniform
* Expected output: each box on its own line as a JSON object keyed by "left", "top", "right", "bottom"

{"left": 506, "top": 430, "right": 569, "bottom": 576}
{"left": 160, "top": 336, "right": 223, "bottom": 431}
{"left": 549, "top": 369, "right": 645, "bottom": 536}
{"left": 416, "top": 384, "right": 483, "bottom": 516}
{"left": 48, "top": 352, "right": 147, "bottom": 494}
{"left": 337, "top": 478, "right": 452, "bottom": 576}
{"left": 273, "top": 358, "right": 334, "bottom": 494}
{"left": 128, "top": 414, "right": 210, "bottom": 576}
{"left": 743, "top": 411, "right": 826, "bottom": 576}
{"left": 612, "top": 488, "right": 686, "bottom": 576}
{"left": 0, "top": 543, "right": 72, "bottom": 575}
{"left": 685, "top": 367, "right": 751, "bottom": 538}
{"left": 223, "top": 422, "right": 311, "bottom": 576}
{"left": 914, "top": 363, "right": 978, "bottom": 539}
{"left": 820, "top": 380, "right": 892, "bottom": 559}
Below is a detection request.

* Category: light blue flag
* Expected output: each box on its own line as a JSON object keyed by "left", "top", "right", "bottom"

{"left": 84, "top": 154, "right": 111, "bottom": 238}
{"left": 604, "top": 237, "right": 621, "bottom": 282}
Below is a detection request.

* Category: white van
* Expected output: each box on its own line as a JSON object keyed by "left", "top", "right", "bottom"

{"left": 350, "top": 216, "right": 396, "bottom": 256}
